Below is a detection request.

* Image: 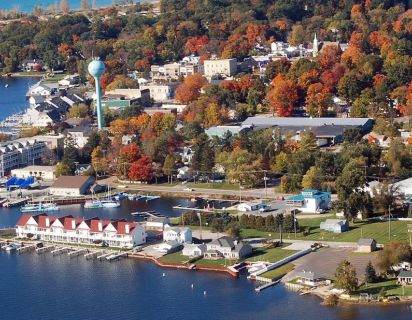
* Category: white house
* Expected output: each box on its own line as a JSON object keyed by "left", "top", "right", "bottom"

{"left": 204, "top": 236, "right": 252, "bottom": 260}
{"left": 182, "top": 244, "right": 207, "bottom": 257}
{"left": 177, "top": 166, "right": 190, "bottom": 180}
{"left": 286, "top": 189, "right": 331, "bottom": 213}
{"left": 28, "top": 83, "right": 52, "bottom": 96}
{"left": 163, "top": 224, "right": 192, "bottom": 243}
{"left": 65, "top": 127, "right": 91, "bottom": 149}
{"left": 49, "top": 175, "right": 95, "bottom": 197}
{"left": 11, "top": 165, "right": 56, "bottom": 181}
{"left": 393, "top": 178, "right": 412, "bottom": 197}
{"left": 204, "top": 58, "right": 237, "bottom": 77}
{"left": 145, "top": 216, "right": 170, "bottom": 231}
{"left": 16, "top": 214, "right": 146, "bottom": 248}
{"left": 156, "top": 241, "right": 182, "bottom": 253}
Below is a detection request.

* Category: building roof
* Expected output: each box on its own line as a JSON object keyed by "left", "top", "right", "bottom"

{"left": 51, "top": 175, "right": 93, "bottom": 189}
{"left": 287, "top": 189, "right": 330, "bottom": 201}
{"left": 358, "top": 238, "right": 376, "bottom": 246}
{"left": 295, "top": 271, "right": 323, "bottom": 281}
{"left": 209, "top": 236, "right": 235, "bottom": 248}
{"left": 11, "top": 165, "right": 55, "bottom": 172}
{"left": 233, "top": 242, "right": 250, "bottom": 253}
{"left": 242, "top": 116, "right": 372, "bottom": 128}
{"left": 321, "top": 219, "right": 347, "bottom": 226}
{"left": 398, "top": 270, "right": 412, "bottom": 278}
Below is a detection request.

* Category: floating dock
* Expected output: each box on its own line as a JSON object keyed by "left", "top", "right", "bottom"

{"left": 16, "top": 244, "right": 37, "bottom": 253}
{"left": 68, "top": 248, "right": 89, "bottom": 258}
{"left": 51, "top": 247, "right": 71, "bottom": 256}
{"left": 36, "top": 245, "right": 55, "bottom": 254}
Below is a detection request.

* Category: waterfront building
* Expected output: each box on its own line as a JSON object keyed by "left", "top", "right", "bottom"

{"left": 0, "top": 138, "right": 46, "bottom": 177}
{"left": 398, "top": 270, "right": 412, "bottom": 286}
{"left": 204, "top": 58, "right": 237, "bottom": 77}
{"left": 163, "top": 224, "right": 192, "bottom": 243}
{"left": 65, "top": 126, "right": 91, "bottom": 148}
{"left": 11, "top": 165, "right": 56, "bottom": 181}
{"left": 156, "top": 241, "right": 182, "bottom": 253}
{"left": 237, "top": 200, "right": 263, "bottom": 212}
{"left": 145, "top": 216, "right": 170, "bottom": 231}
{"left": 286, "top": 189, "right": 331, "bottom": 213}
{"left": 319, "top": 219, "right": 349, "bottom": 234}
{"left": 16, "top": 214, "right": 146, "bottom": 248}
{"left": 182, "top": 244, "right": 207, "bottom": 257}
{"left": 104, "top": 88, "right": 151, "bottom": 107}
{"left": 49, "top": 175, "right": 95, "bottom": 197}
{"left": 27, "top": 83, "right": 52, "bottom": 96}
{"left": 294, "top": 271, "right": 324, "bottom": 287}
{"left": 204, "top": 236, "right": 252, "bottom": 260}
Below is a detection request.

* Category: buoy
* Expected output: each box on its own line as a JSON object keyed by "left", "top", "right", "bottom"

{"left": 203, "top": 290, "right": 207, "bottom": 296}
{"left": 191, "top": 284, "right": 194, "bottom": 289}
{"left": 162, "top": 273, "right": 165, "bottom": 277}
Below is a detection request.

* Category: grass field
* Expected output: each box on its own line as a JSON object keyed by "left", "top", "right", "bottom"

{"left": 241, "top": 217, "right": 412, "bottom": 244}
{"left": 247, "top": 246, "right": 298, "bottom": 263}
{"left": 158, "top": 252, "right": 189, "bottom": 264}
{"left": 187, "top": 182, "right": 241, "bottom": 191}
{"left": 195, "top": 258, "right": 235, "bottom": 267}
{"left": 259, "top": 263, "right": 295, "bottom": 280}
{"left": 355, "top": 279, "right": 412, "bottom": 297}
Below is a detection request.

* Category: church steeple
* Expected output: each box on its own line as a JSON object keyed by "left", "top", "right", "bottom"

{"left": 313, "top": 33, "right": 319, "bottom": 57}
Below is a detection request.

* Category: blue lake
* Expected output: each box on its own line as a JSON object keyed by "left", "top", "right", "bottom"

{"left": 0, "top": 0, "right": 121, "bottom": 12}
{"left": 1, "top": 198, "right": 412, "bottom": 319}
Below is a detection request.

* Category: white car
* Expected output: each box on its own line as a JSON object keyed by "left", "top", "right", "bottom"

{"left": 183, "top": 188, "right": 194, "bottom": 192}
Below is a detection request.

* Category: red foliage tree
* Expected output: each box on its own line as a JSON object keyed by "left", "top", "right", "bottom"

{"left": 119, "top": 143, "right": 140, "bottom": 163}
{"left": 175, "top": 73, "right": 208, "bottom": 103}
{"left": 128, "top": 156, "right": 153, "bottom": 181}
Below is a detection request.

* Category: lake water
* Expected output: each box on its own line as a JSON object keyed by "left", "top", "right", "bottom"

{"left": 0, "top": 0, "right": 122, "bottom": 12}
{"left": 0, "top": 77, "right": 38, "bottom": 121}
{"left": 1, "top": 198, "right": 412, "bottom": 319}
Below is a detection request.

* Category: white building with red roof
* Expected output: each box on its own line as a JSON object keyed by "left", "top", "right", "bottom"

{"left": 16, "top": 214, "right": 146, "bottom": 248}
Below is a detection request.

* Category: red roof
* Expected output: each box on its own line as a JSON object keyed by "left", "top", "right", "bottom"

{"left": 16, "top": 214, "right": 140, "bottom": 235}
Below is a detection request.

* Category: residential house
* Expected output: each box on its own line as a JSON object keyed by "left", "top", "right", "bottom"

{"left": 156, "top": 241, "right": 182, "bottom": 253}
{"left": 122, "top": 134, "right": 137, "bottom": 145}
{"left": 177, "top": 166, "right": 190, "bottom": 180}
{"left": 21, "top": 59, "right": 44, "bottom": 72}
{"left": 65, "top": 126, "right": 91, "bottom": 148}
{"left": 182, "top": 244, "right": 207, "bottom": 257}
{"left": 16, "top": 214, "right": 146, "bottom": 248}
{"left": 286, "top": 189, "right": 331, "bottom": 213}
{"left": 357, "top": 238, "right": 377, "bottom": 253}
{"left": 49, "top": 175, "right": 95, "bottom": 197}
{"left": 319, "top": 219, "right": 349, "bottom": 233}
{"left": 27, "top": 83, "right": 52, "bottom": 97}
{"left": 398, "top": 270, "right": 412, "bottom": 286}
{"left": 163, "top": 224, "right": 192, "bottom": 243}
{"left": 145, "top": 216, "right": 170, "bottom": 231}
{"left": 393, "top": 177, "right": 412, "bottom": 197}
{"left": 58, "top": 74, "right": 80, "bottom": 87}
{"left": 237, "top": 200, "right": 263, "bottom": 212}
{"left": 140, "top": 82, "right": 180, "bottom": 102}
{"left": 204, "top": 236, "right": 252, "bottom": 260}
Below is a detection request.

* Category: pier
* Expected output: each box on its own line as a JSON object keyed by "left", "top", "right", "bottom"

{"left": 172, "top": 206, "right": 216, "bottom": 213}
{"left": 3, "top": 198, "right": 28, "bottom": 208}
{"left": 16, "top": 243, "right": 37, "bottom": 253}
{"left": 36, "top": 245, "right": 55, "bottom": 254}
{"left": 97, "top": 252, "right": 114, "bottom": 261}
{"left": 84, "top": 251, "right": 101, "bottom": 260}
{"left": 68, "top": 248, "right": 89, "bottom": 258}
{"left": 51, "top": 247, "right": 71, "bottom": 256}
{"left": 106, "top": 252, "right": 128, "bottom": 261}
{"left": 255, "top": 279, "right": 280, "bottom": 292}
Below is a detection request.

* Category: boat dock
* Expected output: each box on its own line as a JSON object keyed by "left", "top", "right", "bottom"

{"left": 97, "top": 252, "right": 114, "bottom": 260}
{"left": 36, "top": 245, "right": 55, "bottom": 254}
{"left": 84, "top": 251, "right": 101, "bottom": 260}
{"left": 255, "top": 279, "right": 280, "bottom": 292}
{"left": 51, "top": 247, "right": 71, "bottom": 256}
{"left": 16, "top": 243, "right": 37, "bottom": 253}
{"left": 106, "top": 252, "right": 128, "bottom": 261}
{"left": 68, "top": 248, "right": 89, "bottom": 258}
{"left": 172, "top": 205, "right": 216, "bottom": 213}
{"left": 3, "top": 198, "right": 28, "bottom": 208}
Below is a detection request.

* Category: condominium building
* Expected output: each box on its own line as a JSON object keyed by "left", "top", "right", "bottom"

{"left": 0, "top": 138, "right": 46, "bottom": 177}
{"left": 16, "top": 214, "right": 147, "bottom": 248}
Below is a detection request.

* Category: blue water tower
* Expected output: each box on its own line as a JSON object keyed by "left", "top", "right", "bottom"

{"left": 88, "top": 59, "right": 106, "bottom": 130}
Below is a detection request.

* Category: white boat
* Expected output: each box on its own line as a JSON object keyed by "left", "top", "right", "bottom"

{"left": 101, "top": 199, "right": 120, "bottom": 208}
{"left": 3, "top": 243, "right": 21, "bottom": 252}
{"left": 84, "top": 200, "right": 103, "bottom": 209}
{"left": 21, "top": 202, "right": 59, "bottom": 213}
{"left": 4, "top": 84, "right": 8, "bottom": 88}
{"left": 145, "top": 195, "right": 160, "bottom": 201}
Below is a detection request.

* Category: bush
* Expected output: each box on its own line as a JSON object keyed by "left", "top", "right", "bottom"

{"left": 323, "top": 294, "right": 339, "bottom": 306}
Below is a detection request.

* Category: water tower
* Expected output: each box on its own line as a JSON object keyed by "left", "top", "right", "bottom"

{"left": 88, "top": 59, "right": 106, "bottom": 130}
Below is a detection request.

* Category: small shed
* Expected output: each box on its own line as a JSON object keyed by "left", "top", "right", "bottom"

{"left": 319, "top": 219, "right": 349, "bottom": 233}
{"left": 357, "top": 238, "right": 377, "bottom": 253}
{"left": 398, "top": 270, "right": 412, "bottom": 286}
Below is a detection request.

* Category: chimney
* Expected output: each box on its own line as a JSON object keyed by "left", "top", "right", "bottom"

{"left": 45, "top": 218, "right": 50, "bottom": 227}
{"left": 98, "top": 222, "right": 102, "bottom": 232}
{"left": 71, "top": 220, "right": 75, "bottom": 229}
{"left": 125, "top": 224, "right": 130, "bottom": 234}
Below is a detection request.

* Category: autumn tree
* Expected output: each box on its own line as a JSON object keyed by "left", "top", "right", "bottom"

{"left": 67, "top": 103, "right": 90, "bottom": 118}
{"left": 163, "top": 154, "right": 175, "bottom": 183}
{"left": 317, "top": 45, "right": 341, "bottom": 70}
{"left": 305, "top": 82, "right": 332, "bottom": 117}
{"left": 81, "top": 0, "right": 88, "bottom": 10}
{"left": 335, "top": 260, "right": 358, "bottom": 293}
{"left": 128, "top": 156, "right": 153, "bottom": 182}
{"left": 265, "top": 58, "right": 291, "bottom": 81}
{"left": 91, "top": 146, "right": 107, "bottom": 176}
{"left": 175, "top": 74, "right": 208, "bottom": 104}
{"left": 106, "top": 75, "right": 139, "bottom": 91}
{"left": 60, "top": 0, "right": 69, "bottom": 14}
{"left": 377, "top": 240, "right": 411, "bottom": 272}
{"left": 302, "top": 166, "right": 321, "bottom": 190}
{"left": 266, "top": 74, "right": 299, "bottom": 116}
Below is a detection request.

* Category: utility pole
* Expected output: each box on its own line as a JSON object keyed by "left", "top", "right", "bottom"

{"left": 199, "top": 212, "right": 202, "bottom": 241}
{"left": 239, "top": 183, "right": 242, "bottom": 203}
{"left": 388, "top": 205, "right": 391, "bottom": 241}
{"left": 263, "top": 170, "right": 268, "bottom": 198}
{"left": 293, "top": 209, "right": 297, "bottom": 239}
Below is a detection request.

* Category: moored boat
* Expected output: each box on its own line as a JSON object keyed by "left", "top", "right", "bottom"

{"left": 20, "top": 202, "right": 59, "bottom": 213}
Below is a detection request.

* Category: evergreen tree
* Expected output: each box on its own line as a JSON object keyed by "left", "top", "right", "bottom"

{"left": 265, "top": 215, "right": 275, "bottom": 231}
{"left": 163, "top": 154, "right": 176, "bottom": 183}
{"left": 365, "top": 261, "right": 377, "bottom": 284}
{"left": 335, "top": 260, "right": 358, "bottom": 293}
{"left": 275, "top": 213, "right": 284, "bottom": 243}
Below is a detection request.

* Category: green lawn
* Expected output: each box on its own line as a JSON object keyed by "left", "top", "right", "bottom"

{"left": 260, "top": 263, "right": 295, "bottom": 280}
{"left": 187, "top": 182, "right": 241, "bottom": 191}
{"left": 158, "top": 252, "right": 189, "bottom": 264}
{"left": 247, "top": 246, "right": 299, "bottom": 263}
{"left": 241, "top": 217, "right": 412, "bottom": 244}
{"left": 355, "top": 279, "right": 412, "bottom": 297}
{"left": 196, "top": 258, "right": 235, "bottom": 267}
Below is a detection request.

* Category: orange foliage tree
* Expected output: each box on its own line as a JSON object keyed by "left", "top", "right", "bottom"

{"left": 175, "top": 73, "right": 208, "bottom": 104}
{"left": 305, "top": 82, "right": 332, "bottom": 117}
{"left": 266, "top": 74, "right": 299, "bottom": 116}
